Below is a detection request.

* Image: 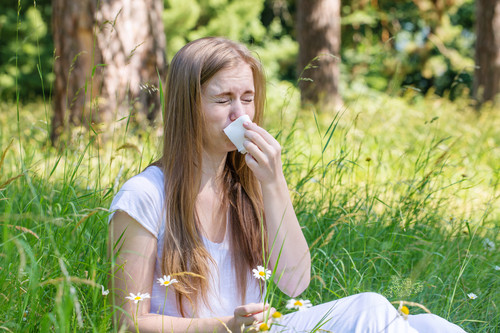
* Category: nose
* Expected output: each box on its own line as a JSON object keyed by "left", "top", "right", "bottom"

{"left": 229, "top": 100, "right": 245, "bottom": 121}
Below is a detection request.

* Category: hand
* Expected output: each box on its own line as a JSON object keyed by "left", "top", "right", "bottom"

{"left": 228, "top": 303, "right": 274, "bottom": 332}
{"left": 243, "top": 122, "right": 284, "bottom": 185}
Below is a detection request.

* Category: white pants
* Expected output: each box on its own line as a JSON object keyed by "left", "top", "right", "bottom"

{"left": 271, "top": 292, "right": 467, "bottom": 333}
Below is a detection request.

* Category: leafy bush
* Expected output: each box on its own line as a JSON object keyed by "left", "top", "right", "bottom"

{"left": 0, "top": 0, "right": 53, "bottom": 100}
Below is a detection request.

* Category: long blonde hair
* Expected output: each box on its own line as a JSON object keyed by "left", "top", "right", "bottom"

{"left": 159, "top": 37, "right": 266, "bottom": 315}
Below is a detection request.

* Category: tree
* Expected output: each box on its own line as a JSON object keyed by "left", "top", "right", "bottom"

{"left": 296, "top": 0, "right": 341, "bottom": 109}
{"left": 473, "top": 0, "right": 500, "bottom": 105}
{"left": 51, "top": 0, "right": 99, "bottom": 142}
{"left": 51, "top": 0, "right": 166, "bottom": 143}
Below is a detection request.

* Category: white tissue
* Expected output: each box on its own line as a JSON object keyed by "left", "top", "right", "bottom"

{"left": 223, "top": 114, "right": 251, "bottom": 154}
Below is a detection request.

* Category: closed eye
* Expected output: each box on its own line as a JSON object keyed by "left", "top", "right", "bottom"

{"left": 242, "top": 94, "right": 254, "bottom": 103}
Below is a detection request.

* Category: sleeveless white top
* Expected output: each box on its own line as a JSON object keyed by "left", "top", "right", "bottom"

{"left": 109, "top": 166, "right": 262, "bottom": 318}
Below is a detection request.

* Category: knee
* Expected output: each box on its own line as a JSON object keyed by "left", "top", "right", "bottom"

{"left": 353, "top": 292, "right": 393, "bottom": 311}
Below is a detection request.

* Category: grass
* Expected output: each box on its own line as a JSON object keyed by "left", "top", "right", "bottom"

{"left": 0, "top": 4, "right": 499, "bottom": 328}
{"left": 0, "top": 84, "right": 499, "bottom": 332}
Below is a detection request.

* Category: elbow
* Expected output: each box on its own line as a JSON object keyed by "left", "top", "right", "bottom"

{"left": 282, "top": 262, "right": 311, "bottom": 297}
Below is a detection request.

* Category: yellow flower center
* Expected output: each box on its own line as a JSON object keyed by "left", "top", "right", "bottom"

{"left": 259, "top": 323, "right": 270, "bottom": 331}
{"left": 401, "top": 306, "right": 409, "bottom": 315}
{"left": 272, "top": 311, "right": 282, "bottom": 318}
{"left": 134, "top": 296, "right": 141, "bottom": 300}
{"left": 259, "top": 271, "right": 265, "bottom": 276}
{"left": 294, "top": 300, "right": 303, "bottom": 306}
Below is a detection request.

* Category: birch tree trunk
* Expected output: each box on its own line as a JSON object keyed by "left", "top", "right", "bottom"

{"left": 51, "top": 0, "right": 166, "bottom": 143}
{"left": 473, "top": 0, "right": 500, "bottom": 106}
{"left": 95, "top": 0, "right": 167, "bottom": 125}
{"left": 297, "top": 0, "right": 342, "bottom": 110}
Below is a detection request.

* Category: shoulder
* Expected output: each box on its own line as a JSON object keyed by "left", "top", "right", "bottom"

{"left": 121, "top": 165, "right": 164, "bottom": 193}
{"left": 109, "top": 166, "right": 165, "bottom": 238}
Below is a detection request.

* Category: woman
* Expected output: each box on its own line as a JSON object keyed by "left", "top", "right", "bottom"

{"left": 109, "top": 37, "right": 466, "bottom": 332}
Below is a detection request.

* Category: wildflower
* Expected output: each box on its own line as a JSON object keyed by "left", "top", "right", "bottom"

{"left": 495, "top": 265, "right": 500, "bottom": 271}
{"left": 257, "top": 322, "right": 270, "bottom": 331}
{"left": 252, "top": 266, "right": 271, "bottom": 281}
{"left": 101, "top": 285, "right": 109, "bottom": 296}
{"left": 22, "top": 310, "right": 28, "bottom": 321}
{"left": 157, "top": 275, "right": 178, "bottom": 287}
{"left": 467, "top": 293, "right": 478, "bottom": 300}
{"left": 482, "top": 238, "right": 495, "bottom": 252}
{"left": 397, "top": 301, "right": 409, "bottom": 320}
{"left": 286, "top": 298, "right": 312, "bottom": 311}
{"left": 272, "top": 311, "right": 283, "bottom": 323}
{"left": 126, "top": 292, "right": 151, "bottom": 303}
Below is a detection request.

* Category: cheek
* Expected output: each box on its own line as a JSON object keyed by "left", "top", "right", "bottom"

{"left": 246, "top": 105, "right": 256, "bottom": 121}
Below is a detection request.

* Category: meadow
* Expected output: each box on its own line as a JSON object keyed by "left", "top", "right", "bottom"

{"left": 0, "top": 82, "right": 499, "bottom": 332}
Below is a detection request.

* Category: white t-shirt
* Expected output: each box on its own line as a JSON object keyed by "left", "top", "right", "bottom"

{"left": 109, "top": 166, "right": 262, "bottom": 318}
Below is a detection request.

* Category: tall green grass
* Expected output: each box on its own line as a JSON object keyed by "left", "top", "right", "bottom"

{"left": 1, "top": 88, "right": 498, "bottom": 331}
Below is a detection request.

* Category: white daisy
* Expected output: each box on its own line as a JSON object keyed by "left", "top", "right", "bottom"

{"left": 286, "top": 298, "right": 312, "bottom": 311}
{"left": 271, "top": 311, "right": 283, "bottom": 323}
{"left": 257, "top": 322, "right": 270, "bottom": 331}
{"left": 397, "top": 301, "right": 409, "bottom": 320}
{"left": 101, "top": 285, "right": 109, "bottom": 296}
{"left": 482, "top": 238, "right": 495, "bottom": 251}
{"left": 467, "top": 293, "right": 478, "bottom": 300}
{"left": 157, "top": 275, "right": 178, "bottom": 287}
{"left": 125, "top": 292, "right": 151, "bottom": 303}
{"left": 252, "top": 266, "right": 271, "bottom": 281}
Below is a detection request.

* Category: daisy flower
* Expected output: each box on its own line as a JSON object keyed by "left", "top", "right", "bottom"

{"left": 467, "top": 293, "right": 478, "bottom": 300}
{"left": 101, "top": 285, "right": 109, "bottom": 296}
{"left": 482, "top": 238, "right": 495, "bottom": 251}
{"left": 397, "top": 301, "right": 409, "bottom": 320}
{"left": 272, "top": 311, "right": 283, "bottom": 323}
{"left": 157, "top": 275, "right": 178, "bottom": 287}
{"left": 257, "top": 322, "right": 270, "bottom": 331}
{"left": 252, "top": 266, "right": 271, "bottom": 281}
{"left": 126, "top": 292, "right": 151, "bottom": 303}
{"left": 286, "top": 298, "right": 312, "bottom": 311}
{"left": 495, "top": 265, "right": 500, "bottom": 271}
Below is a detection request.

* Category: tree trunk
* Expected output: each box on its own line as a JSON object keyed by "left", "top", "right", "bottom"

{"left": 51, "top": 0, "right": 166, "bottom": 143}
{"left": 297, "top": 0, "right": 342, "bottom": 109}
{"left": 95, "top": 0, "right": 167, "bottom": 125}
{"left": 473, "top": 0, "right": 500, "bottom": 106}
{"left": 51, "top": 0, "right": 100, "bottom": 143}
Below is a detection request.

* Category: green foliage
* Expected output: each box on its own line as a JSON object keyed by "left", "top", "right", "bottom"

{"left": 341, "top": 0, "right": 476, "bottom": 98}
{"left": 163, "top": 0, "right": 266, "bottom": 58}
{"left": 0, "top": 0, "right": 53, "bottom": 100}
{"left": 162, "top": 0, "right": 299, "bottom": 89}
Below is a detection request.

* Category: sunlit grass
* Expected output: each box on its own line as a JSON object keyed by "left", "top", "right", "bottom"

{"left": 0, "top": 86, "right": 499, "bottom": 332}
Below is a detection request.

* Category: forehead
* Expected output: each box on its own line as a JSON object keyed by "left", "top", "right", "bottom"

{"left": 203, "top": 63, "right": 254, "bottom": 94}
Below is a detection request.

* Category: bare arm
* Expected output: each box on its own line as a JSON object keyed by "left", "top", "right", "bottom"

{"left": 109, "top": 211, "right": 271, "bottom": 332}
{"left": 243, "top": 122, "right": 311, "bottom": 297}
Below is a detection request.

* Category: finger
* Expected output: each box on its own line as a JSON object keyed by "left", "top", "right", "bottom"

{"left": 234, "top": 303, "right": 266, "bottom": 317}
{"left": 243, "top": 122, "right": 279, "bottom": 147}
{"left": 244, "top": 129, "right": 275, "bottom": 157}
{"left": 243, "top": 141, "right": 268, "bottom": 165}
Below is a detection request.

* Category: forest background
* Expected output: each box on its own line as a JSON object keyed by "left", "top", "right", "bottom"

{"left": 0, "top": 0, "right": 499, "bottom": 332}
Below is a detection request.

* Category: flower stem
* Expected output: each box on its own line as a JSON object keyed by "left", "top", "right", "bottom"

{"left": 162, "top": 288, "right": 169, "bottom": 333}
{"left": 134, "top": 302, "right": 140, "bottom": 333}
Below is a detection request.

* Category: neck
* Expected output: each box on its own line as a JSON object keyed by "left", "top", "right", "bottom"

{"left": 200, "top": 150, "right": 227, "bottom": 192}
